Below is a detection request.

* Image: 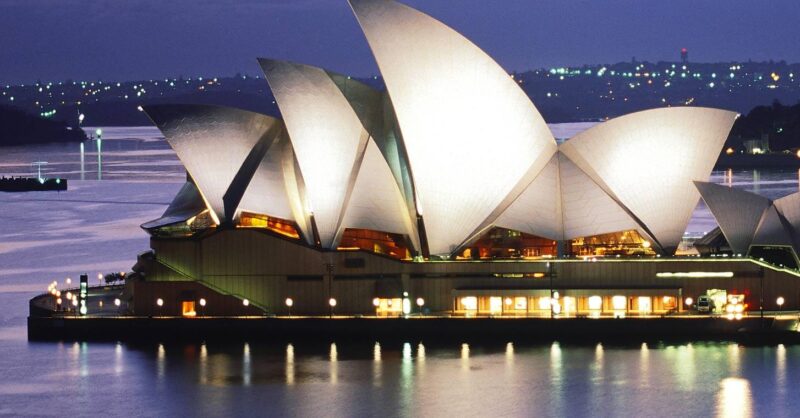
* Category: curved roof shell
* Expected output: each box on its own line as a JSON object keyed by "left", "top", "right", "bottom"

{"left": 260, "top": 59, "right": 371, "bottom": 248}
{"left": 349, "top": 0, "right": 556, "bottom": 254}
{"left": 559, "top": 107, "right": 738, "bottom": 252}
{"left": 144, "top": 104, "right": 283, "bottom": 225}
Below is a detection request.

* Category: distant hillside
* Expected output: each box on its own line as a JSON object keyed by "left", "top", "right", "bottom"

{"left": 0, "top": 105, "right": 86, "bottom": 146}
{"left": 727, "top": 101, "right": 800, "bottom": 151}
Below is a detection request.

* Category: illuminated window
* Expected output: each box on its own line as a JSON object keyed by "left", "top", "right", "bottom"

{"left": 538, "top": 297, "right": 552, "bottom": 310}
{"left": 181, "top": 301, "right": 196, "bottom": 317}
{"left": 570, "top": 230, "right": 656, "bottom": 257}
{"left": 375, "top": 298, "right": 403, "bottom": 316}
{"left": 458, "top": 227, "right": 556, "bottom": 260}
{"left": 638, "top": 297, "right": 652, "bottom": 314}
{"left": 489, "top": 297, "right": 503, "bottom": 314}
{"left": 238, "top": 212, "right": 300, "bottom": 239}
{"left": 514, "top": 297, "right": 527, "bottom": 310}
{"left": 338, "top": 228, "right": 412, "bottom": 260}
{"left": 563, "top": 297, "right": 576, "bottom": 314}
{"left": 461, "top": 296, "right": 478, "bottom": 311}
{"left": 612, "top": 296, "right": 627, "bottom": 311}
{"left": 588, "top": 296, "right": 602, "bottom": 311}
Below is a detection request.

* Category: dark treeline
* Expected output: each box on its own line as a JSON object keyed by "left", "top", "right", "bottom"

{"left": 727, "top": 100, "right": 800, "bottom": 152}
{"left": 0, "top": 105, "right": 86, "bottom": 146}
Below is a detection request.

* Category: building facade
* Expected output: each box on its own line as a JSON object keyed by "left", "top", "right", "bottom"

{"left": 127, "top": 0, "right": 800, "bottom": 316}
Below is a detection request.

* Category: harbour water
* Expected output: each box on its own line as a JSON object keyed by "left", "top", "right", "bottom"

{"left": 2, "top": 127, "right": 800, "bottom": 416}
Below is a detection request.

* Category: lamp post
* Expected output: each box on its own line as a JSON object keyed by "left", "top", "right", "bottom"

{"left": 95, "top": 128, "right": 103, "bottom": 180}
{"left": 329, "top": 298, "right": 337, "bottom": 318}
{"left": 416, "top": 297, "right": 425, "bottom": 316}
{"left": 199, "top": 298, "right": 206, "bottom": 317}
{"left": 156, "top": 298, "right": 163, "bottom": 316}
{"left": 777, "top": 296, "right": 785, "bottom": 313}
{"left": 285, "top": 297, "right": 293, "bottom": 317}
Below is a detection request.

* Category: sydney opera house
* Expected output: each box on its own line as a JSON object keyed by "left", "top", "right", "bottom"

{"left": 127, "top": 0, "right": 800, "bottom": 317}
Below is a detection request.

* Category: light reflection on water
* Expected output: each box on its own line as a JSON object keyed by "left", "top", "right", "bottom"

{"left": 5, "top": 334, "right": 800, "bottom": 415}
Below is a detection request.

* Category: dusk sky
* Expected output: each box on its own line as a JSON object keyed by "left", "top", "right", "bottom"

{"left": 2, "top": 0, "right": 799, "bottom": 84}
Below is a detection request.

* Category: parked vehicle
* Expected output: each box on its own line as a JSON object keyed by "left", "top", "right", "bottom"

{"left": 697, "top": 295, "right": 715, "bottom": 313}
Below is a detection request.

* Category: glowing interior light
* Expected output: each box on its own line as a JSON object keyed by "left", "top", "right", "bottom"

{"left": 588, "top": 296, "right": 602, "bottom": 310}
{"left": 461, "top": 297, "right": 477, "bottom": 311}
{"left": 612, "top": 296, "right": 626, "bottom": 311}
{"left": 656, "top": 272, "right": 734, "bottom": 278}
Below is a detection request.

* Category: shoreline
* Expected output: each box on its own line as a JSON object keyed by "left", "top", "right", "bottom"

{"left": 28, "top": 315, "right": 800, "bottom": 345}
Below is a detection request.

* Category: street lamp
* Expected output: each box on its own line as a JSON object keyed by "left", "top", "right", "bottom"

{"left": 416, "top": 297, "right": 425, "bottom": 315}
{"left": 156, "top": 298, "right": 164, "bottom": 316}
{"left": 285, "top": 298, "right": 293, "bottom": 316}
{"left": 199, "top": 298, "right": 206, "bottom": 316}
{"left": 329, "top": 298, "right": 337, "bottom": 318}
{"left": 242, "top": 299, "right": 250, "bottom": 307}
{"left": 777, "top": 296, "right": 785, "bottom": 312}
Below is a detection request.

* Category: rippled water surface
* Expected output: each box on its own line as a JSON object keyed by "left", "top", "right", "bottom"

{"left": 2, "top": 127, "right": 800, "bottom": 417}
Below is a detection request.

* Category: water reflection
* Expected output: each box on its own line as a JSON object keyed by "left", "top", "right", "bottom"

{"left": 199, "top": 343, "right": 207, "bottom": 385}
{"left": 329, "top": 343, "right": 338, "bottom": 385}
{"left": 114, "top": 342, "right": 123, "bottom": 376}
{"left": 639, "top": 343, "right": 649, "bottom": 388}
{"left": 285, "top": 343, "right": 295, "bottom": 386}
{"left": 106, "top": 341, "right": 796, "bottom": 416}
{"left": 716, "top": 377, "right": 752, "bottom": 418}
{"left": 156, "top": 343, "right": 165, "bottom": 379}
{"left": 242, "top": 342, "right": 251, "bottom": 386}
{"left": 776, "top": 344, "right": 786, "bottom": 394}
{"left": 675, "top": 343, "right": 696, "bottom": 391}
{"left": 372, "top": 342, "right": 382, "bottom": 386}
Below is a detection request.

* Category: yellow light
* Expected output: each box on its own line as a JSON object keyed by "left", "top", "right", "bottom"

{"left": 726, "top": 147, "right": 734, "bottom": 155}
{"left": 685, "top": 297, "right": 693, "bottom": 306}
{"left": 416, "top": 297, "right": 425, "bottom": 307}
{"left": 612, "top": 295, "right": 626, "bottom": 310}
{"left": 198, "top": 298, "right": 206, "bottom": 307}
{"left": 72, "top": 299, "right": 78, "bottom": 307}
{"left": 329, "top": 298, "right": 337, "bottom": 307}
{"left": 656, "top": 272, "right": 734, "bottom": 278}
{"left": 588, "top": 296, "right": 602, "bottom": 310}
{"left": 156, "top": 298, "right": 163, "bottom": 307}
{"left": 285, "top": 298, "right": 293, "bottom": 307}
{"left": 242, "top": 299, "right": 250, "bottom": 307}
{"left": 372, "top": 297, "right": 380, "bottom": 307}
{"left": 504, "top": 297, "right": 512, "bottom": 306}
{"left": 777, "top": 297, "right": 785, "bottom": 306}
{"left": 56, "top": 298, "right": 62, "bottom": 305}
{"left": 642, "top": 241, "right": 651, "bottom": 249}
{"left": 735, "top": 304, "right": 744, "bottom": 313}
{"left": 726, "top": 304, "right": 734, "bottom": 313}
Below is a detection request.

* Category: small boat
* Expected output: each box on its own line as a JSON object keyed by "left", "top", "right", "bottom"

{"left": 0, "top": 176, "right": 67, "bottom": 192}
